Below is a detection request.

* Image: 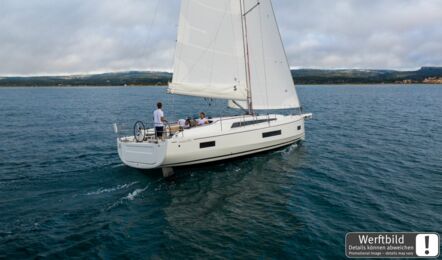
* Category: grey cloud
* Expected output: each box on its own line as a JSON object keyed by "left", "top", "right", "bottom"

{"left": 0, "top": 0, "right": 180, "bottom": 75}
{"left": 0, "top": 0, "right": 441, "bottom": 75}
{"left": 275, "top": 0, "right": 442, "bottom": 69}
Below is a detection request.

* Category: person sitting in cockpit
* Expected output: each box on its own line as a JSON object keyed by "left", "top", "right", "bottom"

{"left": 197, "top": 112, "right": 209, "bottom": 125}
{"left": 187, "top": 118, "right": 197, "bottom": 128}
{"left": 178, "top": 117, "right": 197, "bottom": 128}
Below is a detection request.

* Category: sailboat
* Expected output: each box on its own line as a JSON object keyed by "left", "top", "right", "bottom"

{"left": 116, "top": 0, "right": 312, "bottom": 174}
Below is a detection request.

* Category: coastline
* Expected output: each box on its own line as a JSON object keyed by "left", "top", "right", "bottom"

{"left": 1, "top": 67, "right": 441, "bottom": 87}
{"left": 1, "top": 83, "right": 442, "bottom": 88}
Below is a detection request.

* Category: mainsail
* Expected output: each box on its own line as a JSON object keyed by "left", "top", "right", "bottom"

{"left": 169, "top": 0, "right": 248, "bottom": 100}
{"left": 169, "top": 0, "right": 300, "bottom": 110}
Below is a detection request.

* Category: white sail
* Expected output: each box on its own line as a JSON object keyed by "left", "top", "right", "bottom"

{"left": 169, "top": 0, "right": 248, "bottom": 100}
{"left": 170, "top": 0, "right": 300, "bottom": 109}
{"left": 241, "top": 0, "right": 300, "bottom": 109}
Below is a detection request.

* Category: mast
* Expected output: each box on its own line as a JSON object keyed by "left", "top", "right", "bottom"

{"left": 240, "top": 0, "right": 254, "bottom": 114}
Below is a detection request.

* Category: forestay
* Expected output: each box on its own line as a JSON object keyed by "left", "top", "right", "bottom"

{"left": 169, "top": 0, "right": 248, "bottom": 100}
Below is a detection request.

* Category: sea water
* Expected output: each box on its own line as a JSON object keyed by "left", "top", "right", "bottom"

{"left": 0, "top": 85, "right": 441, "bottom": 258}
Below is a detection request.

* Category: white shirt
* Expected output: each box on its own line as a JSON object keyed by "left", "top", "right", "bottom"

{"left": 178, "top": 119, "right": 186, "bottom": 127}
{"left": 153, "top": 109, "right": 164, "bottom": 126}
{"left": 197, "top": 118, "right": 208, "bottom": 125}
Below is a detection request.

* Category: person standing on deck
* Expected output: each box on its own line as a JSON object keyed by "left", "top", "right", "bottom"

{"left": 153, "top": 102, "right": 166, "bottom": 139}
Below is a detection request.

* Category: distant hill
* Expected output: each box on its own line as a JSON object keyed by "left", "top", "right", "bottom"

{"left": 291, "top": 67, "right": 442, "bottom": 84}
{"left": 1, "top": 67, "right": 441, "bottom": 86}
{"left": 0, "top": 71, "right": 172, "bottom": 87}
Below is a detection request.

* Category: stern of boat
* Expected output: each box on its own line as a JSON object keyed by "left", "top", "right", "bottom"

{"left": 117, "top": 137, "right": 167, "bottom": 169}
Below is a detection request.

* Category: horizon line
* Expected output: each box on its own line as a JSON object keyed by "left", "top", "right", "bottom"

{"left": 1, "top": 66, "right": 440, "bottom": 78}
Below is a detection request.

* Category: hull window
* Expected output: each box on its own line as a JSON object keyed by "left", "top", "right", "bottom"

{"left": 298, "top": 125, "right": 302, "bottom": 130}
{"left": 231, "top": 118, "right": 276, "bottom": 128}
{"left": 200, "top": 141, "right": 216, "bottom": 148}
{"left": 262, "top": 130, "right": 282, "bottom": 138}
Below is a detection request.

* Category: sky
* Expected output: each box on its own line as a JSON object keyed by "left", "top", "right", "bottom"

{"left": 0, "top": 0, "right": 441, "bottom": 76}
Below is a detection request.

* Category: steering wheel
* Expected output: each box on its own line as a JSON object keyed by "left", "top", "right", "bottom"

{"left": 133, "top": 121, "right": 145, "bottom": 142}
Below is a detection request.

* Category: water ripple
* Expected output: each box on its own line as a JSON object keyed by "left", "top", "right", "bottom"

{"left": 0, "top": 85, "right": 441, "bottom": 258}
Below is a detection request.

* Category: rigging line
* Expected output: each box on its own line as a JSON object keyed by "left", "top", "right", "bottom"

{"left": 142, "top": 0, "right": 162, "bottom": 70}
{"left": 240, "top": 0, "right": 254, "bottom": 114}
{"left": 243, "top": 1, "right": 260, "bottom": 16}
{"left": 172, "top": 93, "right": 176, "bottom": 120}
{"left": 232, "top": 100, "right": 248, "bottom": 114}
{"left": 168, "top": 88, "right": 177, "bottom": 121}
{"left": 239, "top": 0, "right": 248, "bottom": 110}
{"left": 269, "top": 0, "right": 300, "bottom": 107}
{"left": 172, "top": 0, "right": 189, "bottom": 81}
{"left": 258, "top": 0, "right": 270, "bottom": 108}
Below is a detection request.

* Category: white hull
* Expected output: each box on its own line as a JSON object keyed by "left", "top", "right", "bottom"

{"left": 117, "top": 114, "right": 311, "bottom": 169}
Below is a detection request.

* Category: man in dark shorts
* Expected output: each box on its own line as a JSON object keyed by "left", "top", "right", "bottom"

{"left": 153, "top": 102, "right": 166, "bottom": 139}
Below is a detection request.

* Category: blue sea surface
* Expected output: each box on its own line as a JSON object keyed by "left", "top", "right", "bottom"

{"left": 0, "top": 85, "right": 441, "bottom": 259}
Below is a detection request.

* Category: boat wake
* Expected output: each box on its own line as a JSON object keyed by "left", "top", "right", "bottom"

{"left": 280, "top": 143, "right": 299, "bottom": 157}
{"left": 106, "top": 184, "right": 150, "bottom": 211}
{"left": 105, "top": 176, "right": 167, "bottom": 211}
{"left": 85, "top": 181, "right": 139, "bottom": 196}
{"left": 126, "top": 186, "right": 149, "bottom": 200}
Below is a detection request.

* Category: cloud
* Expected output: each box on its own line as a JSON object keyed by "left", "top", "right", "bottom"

{"left": 0, "top": 0, "right": 441, "bottom": 76}
{"left": 276, "top": 0, "right": 442, "bottom": 69}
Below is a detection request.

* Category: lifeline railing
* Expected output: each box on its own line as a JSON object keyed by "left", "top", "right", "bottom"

{"left": 113, "top": 121, "right": 184, "bottom": 143}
